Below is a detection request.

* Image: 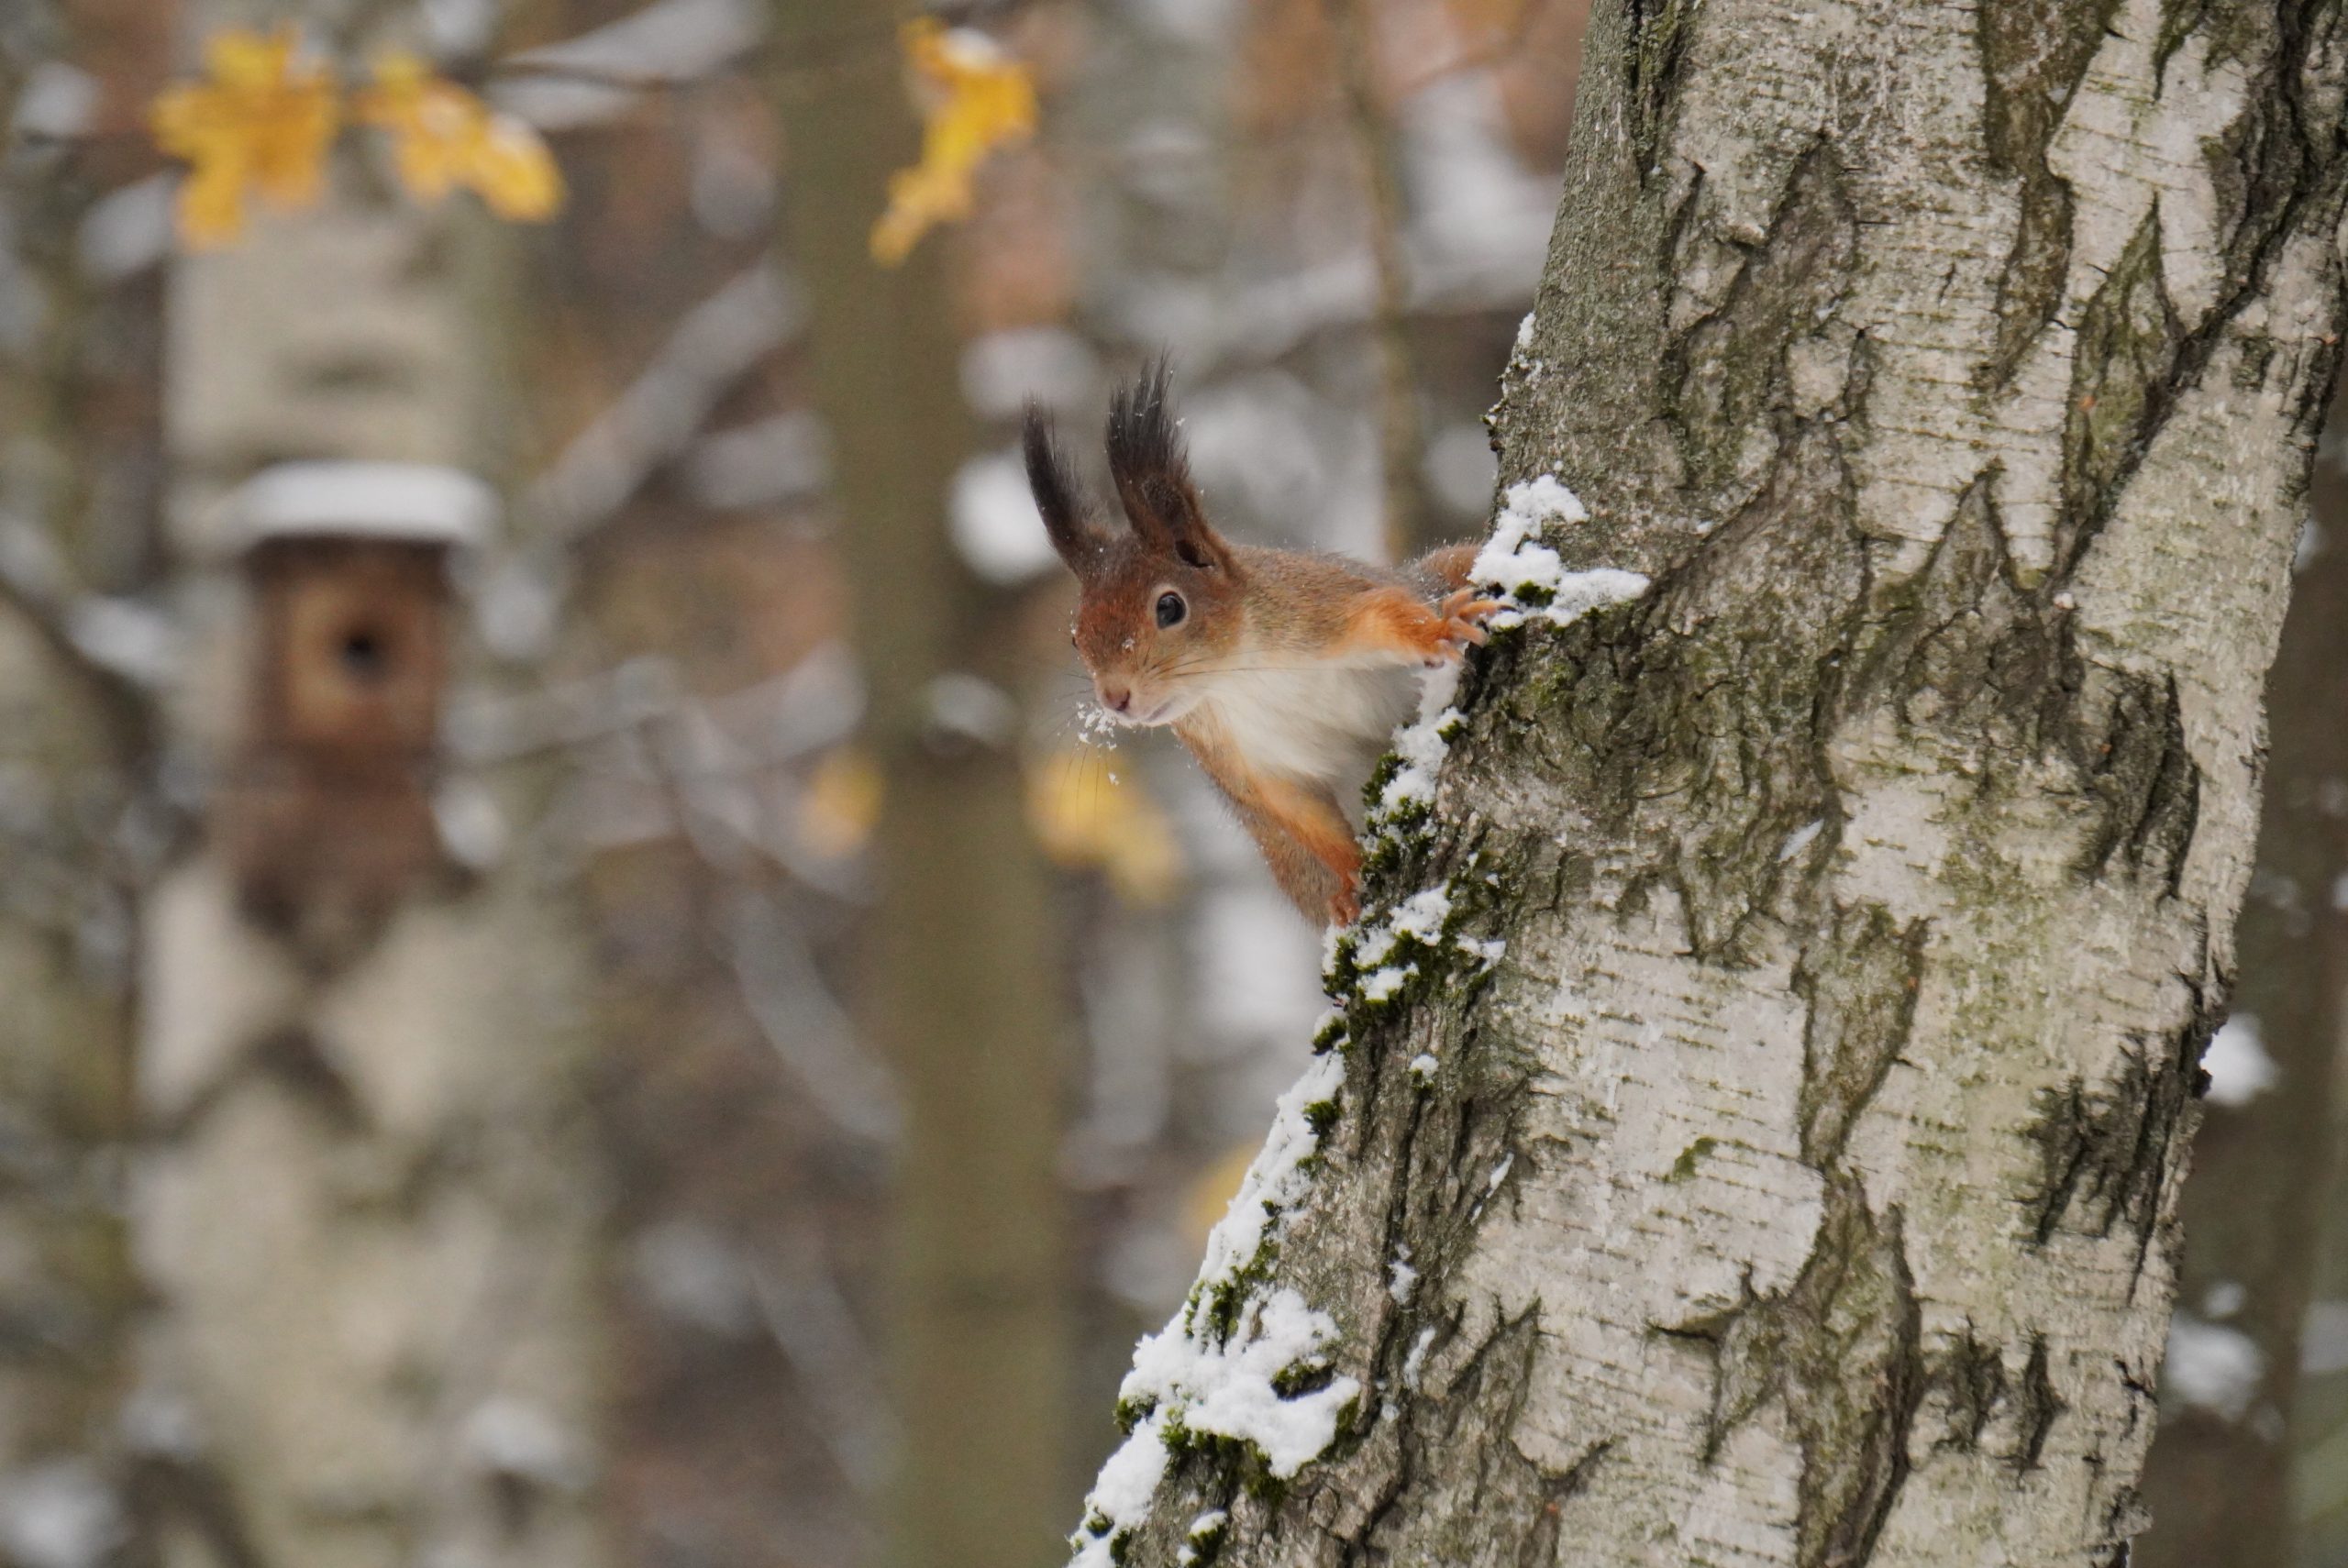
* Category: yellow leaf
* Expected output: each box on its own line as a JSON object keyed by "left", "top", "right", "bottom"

{"left": 471, "top": 116, "right": 564, "bottom": 220}
{"left": 800, "top": 747, "right": 884, "bottom": 860}
{"left": 356, "top": 50, "right": 564, "bottom": 223}
{"left": 870, "top": 19, "right": 1037, "bottom": 266}
{"left": 176, "top": 160, "right": 251, "bottom": 250}
{"left": 150, "top": 27, "right": 339, "bottom": 248}
{"left": 1026, "top": 748, "right": 1184, "bottom": 906}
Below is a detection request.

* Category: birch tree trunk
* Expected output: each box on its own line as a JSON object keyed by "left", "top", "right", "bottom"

{"left": 135, "top": 39, "right": 608, "bottom": 1563}
{"left": 1073, "top": 3, "right": 2348, "bottom": 1565}
{"left": 2134, "top": 365, "right": 2348, "bottom": 1563}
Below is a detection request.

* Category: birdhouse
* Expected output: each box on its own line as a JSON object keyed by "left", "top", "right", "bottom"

{"left": 213, "top": 461, "right": 494, "bottom": 946}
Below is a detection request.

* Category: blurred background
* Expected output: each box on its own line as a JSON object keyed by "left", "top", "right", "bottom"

{"left": 0, "top": 3, "right": 2338, "bottom": 1567}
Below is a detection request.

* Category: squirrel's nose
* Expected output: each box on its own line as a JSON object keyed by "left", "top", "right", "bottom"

{"left": 1100, "top": 682, "right": 1132, "bottom": 713}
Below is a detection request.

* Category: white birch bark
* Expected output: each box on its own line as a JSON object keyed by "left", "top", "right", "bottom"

{"left": 1074, "top": 3, "right": 2348, "bottom": 1564}
{"left": 133, "top": 65, "right": 608, "bottom": 1568}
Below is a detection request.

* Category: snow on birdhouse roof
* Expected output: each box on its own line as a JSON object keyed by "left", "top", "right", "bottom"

{"left": 228, "top": 461, "right": 498, "bottom": 550}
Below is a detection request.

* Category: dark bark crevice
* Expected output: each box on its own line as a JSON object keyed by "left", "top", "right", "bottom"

{"left": 2019, "top": 982, "right": 2225, "bottom": 1266}
{"left": 2049, "top": 2, "right": 2348, "bottom": 579}
{"left": 1976, "top": 0, "right": 2119, "bottom": 387}
{"left": 1924, "top": 1327, "right": 2010, "bottom": 1456}
{"left": 2059, "top": 208, "right": 2187, "bottom": 569}
{"left": 1663, "top": 141, "right": 1861, "bottom": 505}
{"left": 2011, "top": 1334, "right": 2066, "bottom": 1473}
{"left": 1335, "top": 1309, "right": 1616, "bottom": 1568}
{"left": 1977, "top": 0, "right": 2124, "bottom": 175}
{"left": 1623, "top": 0, "right": 1700, "bottom": 175}
{"left": 1794, "top": 904, "right": 1931, "bottom": 1169}
{"left": 1984, "top": 170, "right": 2078, "bottom": 390}
{"left": 1664, "top": 1175, "right": 1923, "bottom": 1568}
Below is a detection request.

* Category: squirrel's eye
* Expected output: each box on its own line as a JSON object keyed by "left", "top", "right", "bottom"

{"left": 1156, "top": 591, "right": 1187, "bottom": 629}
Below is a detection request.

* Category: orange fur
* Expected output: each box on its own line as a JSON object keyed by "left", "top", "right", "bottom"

{"left": 1337, "top": 584, "right": 1503, "bottom": 665}
{"left": 1180, "top": 709, "right": 1364, "bottom": 924}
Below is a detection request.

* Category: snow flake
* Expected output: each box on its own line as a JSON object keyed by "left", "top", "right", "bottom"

{"left": 1336, "top": 880, "right": 1503, "bottom": 1006}
{"left": 1070, "top": 1421, "right": 1171, "bottom": 1568}
{"left": 1076, "top": 702, "right": 1123, "bottom": 745}
{"left": 2164, "top": 1315, "right": 2265, "bottom": 1421}
{"left": 1776, "top": 819, "right": 1824, "bottom": 862}
{"left": 2203, "top": 1015, "right": 2278, "bottom": 1108}
{"left": 1122, "top": 1288, "right": 1358, "bottom": 1474}
{"left": 1369, "top": 474, "right": 1645, "bottom": 832}
{"left": 1177, "top": 1510, "right": 1229, "bottom": 1567}
{"left": 1457, "top": 933, "right": 1505, "bottom": 965}
{"left": 1374, "top": 660, "right": 1466, "bottom": 821}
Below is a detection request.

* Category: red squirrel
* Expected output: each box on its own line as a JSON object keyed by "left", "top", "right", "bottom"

{"left": 1026, "top": 365, "right": 1498, "bottom": 926}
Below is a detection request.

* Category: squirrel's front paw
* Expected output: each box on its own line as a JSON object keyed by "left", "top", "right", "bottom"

{"left": 1423, "top": 589, "right": 1501, "bottom": 666}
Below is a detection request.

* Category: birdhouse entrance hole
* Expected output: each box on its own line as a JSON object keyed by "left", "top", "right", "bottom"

{"left": 212, "top": 461, "right": 496, "bottom": 946}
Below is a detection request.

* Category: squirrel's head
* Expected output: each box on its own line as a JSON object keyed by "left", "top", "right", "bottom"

{"left": 1024, "top": 363, "right": 1243, "bottom": 726}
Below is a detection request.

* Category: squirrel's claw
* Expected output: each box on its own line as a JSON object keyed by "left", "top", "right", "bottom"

{"left": 1423, "top": 589, "right": 1502, "bottom": 665}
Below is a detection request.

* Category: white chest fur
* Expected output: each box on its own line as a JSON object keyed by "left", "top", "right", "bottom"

{"left": 1191, "top": 654, "right": 1424, "bottom": 812}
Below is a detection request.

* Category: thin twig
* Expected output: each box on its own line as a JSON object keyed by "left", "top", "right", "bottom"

{"left": 748, "top": 1220, "right": 902, "bottom": 1500}
{"left": 1325, "top": 0, "right": 1428, "bottom": 559}
{"left": 521, "top": 262, "right": 805, "bottom": 549}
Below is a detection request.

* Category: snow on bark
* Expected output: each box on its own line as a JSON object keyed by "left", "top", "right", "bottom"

{"left": 1070, "top": 1050, "right": 1355, "bottom": 1566}
{"left": 1469, "top": 475, "right": 1650, "bottom": 629}
{"left": 1373, "top": 519, "right": 1648, "bottom": 821}
{"left": 1080, "top": 1, "right": 2348, "bottom": 1564}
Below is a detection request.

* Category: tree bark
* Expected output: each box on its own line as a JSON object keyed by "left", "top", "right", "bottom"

{"left": 2134, "top": 363, "right": 2348, "bottom": 1565}
{"left": 1072, "top": 3, "right": 2348, "bottom": 1565}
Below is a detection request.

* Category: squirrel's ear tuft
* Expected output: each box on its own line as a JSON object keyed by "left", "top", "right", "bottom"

{"left": 1106, "top": 357, "right": 1219, "bottom": 559}
{"left": 1024, "top": 403, "right": 1108, "bottom": 575}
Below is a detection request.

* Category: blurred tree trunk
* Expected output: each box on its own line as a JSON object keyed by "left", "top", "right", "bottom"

{"left": 1075, "top": 2, "right": 2348, "bottom": 1563}
{"left": 771, "top": 7, "right": 1069, "bottom": 1568}
{"left": 0, "top": 12, "right": 158, "bottom": 1558}
{"left": 1326, "top": 0, "right": 1428, "bottom": 558}
{"left": 133, "top": 28, "right": 609, "bottom": 1565}
{"left": 2136, "top": 370, "right": 2348, "bottom": 1565}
